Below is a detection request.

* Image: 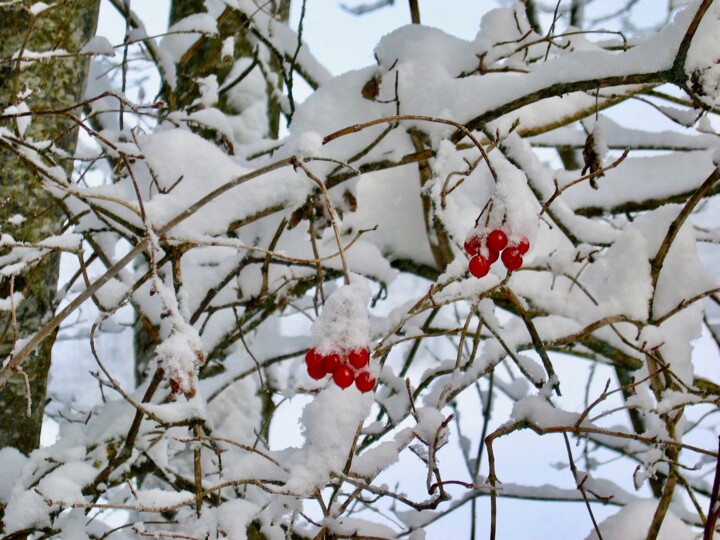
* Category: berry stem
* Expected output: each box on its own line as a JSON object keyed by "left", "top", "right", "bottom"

{"left": 291, "top": 157, "right": 351, "bottom": 285}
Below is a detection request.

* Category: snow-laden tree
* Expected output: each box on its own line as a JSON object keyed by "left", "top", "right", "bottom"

{"left": 1, "top": 1, "right": 719, "bottom": 538}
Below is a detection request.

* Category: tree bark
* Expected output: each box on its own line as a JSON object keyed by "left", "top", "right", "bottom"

{"left": 0, "top": 0, "right": 101, "bottom": 455}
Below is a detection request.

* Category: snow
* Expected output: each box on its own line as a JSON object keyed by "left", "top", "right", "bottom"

{"left": 355, "top": 3, "right": 695, "bottom": 132}
{"left": 578, "top": 225, "right": 653, "bottom": 321}
{"left": 529, "top": 116, "right": 719, "bottom": 151}
{"left": 351, "top": 429, "right": 412, "bottom": 478}
{"left": 80, "top": 36, "right": 115, "bottom": 56}
{"left": 144, "top": 395, "right": 209, "bottom": 425}
{"left": 154, "top": 318, "right": 204, "bottom": 397}
{"left": 155, "top": 46, "right": 178, "bottom": 90}
{"left": 515, "top": 354, "right": 546, "bottom": 386}
{"left": 94, "top": 277, "right": 128, "bottom": 310}
{"left": 286, "top": 385, "right": 374, "bottom": 495}
{"left": 197, "top": 75, "right": 219, "bottom": 109}
{"left": 325, "top": 515, "right": 400, "bottom": 539}
{"left": 37, "top": 233, "right": 82, "bottom": 250}
{"left": 3, "top": 101, "right": 31, "bottom": 137}
{"left": 10, "top": 48, "right": 71, "bottom": 68}
{"left": 292, "top": 131, "right": 324, "bottom": 159}
{"left": 585, "top": 500, "right": 695, "bottom": 540}
{"left": 491, "top": 155, "right": 540, "bottom": 241}
{"left": 7, "top": 214, "right": 26, "bottom": 225}
{"left": 311, "top": 276, "right": 372, "bottom": 355}
{"left": 280, "top": 279, "right": 380, "bottom": 492}
{"left": 206, "top": 372, "right": 262, "bottom": 443}
{"left": 221, "top": 36, "right": 235, "bottom": 61}
{"left": 561, "top": 151, "right": 717, "bottom": 213}
{"left": 57, "top": 510, "right": 91, "bottom": 540}
{"left": 36, "top": 462, "right": 96, "bottom": 504}
{"left": 685, "top": 1, "right": 720, "bottom": 108}
{"left": 647, "top": 205, "right": 717, "bottom": 316}
{"left": 161, "top": 13, "right": 219, "bottom": 62}
{"left": 2, "top": 490, "right": 52, "bottom": 533}
{"left": 222, "top": 58, "right": 270, "bottom": 143}
{"left": 28, "top": 2, "right": 51, "bottom": 15}
{"left": 413, "top": 406, "right": 447, "bottom": 445}
{"left": 135, "top": 488, "right": 195, "bottom": 510}
{"left": 185, "top": 107, "right": 235, "bottom": 142}
{"left": 346, "top": 166, "right": 436, "bottom": 267}
{"left": 218, "top": 499, "right": 260, "bottom": 540}
{"left": 510, "top": 394, "right": 582, "bottom": 428}
{"left": 375, "top": 25, "right": 478, "bottom": 78}
{"left": 100, "top": 128, "right": 307, "bottom": 237}
{"left": 0, "top": 448, "right": 27, "bottom": 504}
{"left": 0, "top": 291, "right": 23, "bottom": 311}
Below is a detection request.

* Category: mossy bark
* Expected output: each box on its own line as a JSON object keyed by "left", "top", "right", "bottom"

{"left": 166, "top": 0, "right": 289, "bottom": 138}
{"left": 0, "top": 0, "right": 101, "bottom": 455}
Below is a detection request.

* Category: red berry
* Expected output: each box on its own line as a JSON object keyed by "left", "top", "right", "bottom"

{"left": 322, "top": 353, "right": 341, "bottom": 374}
{"left": 355, "top": 371, "right": 376, "bottom": 393}
{"left": 464, "top": 236, "right": 480, "bottom": 256}
{"left": 468, "top": 255, "right": 490, "bottom": 278}
{"left": 348, "top": 348, "right": 370, "bottom": 369}
{"left": 487, "top": 249, "right": 499, "bottom": 264}
{"left": 305, "top": 348, "right": 322, "bottom": 369}
{"left": 516, "top": 238, "right": 530, "bottom": 254}
{"left": 501, "top": 247, "right": 523, "bottom": 271}
{"left": 333, "top": 365, "right": 354, "bottom": 389}
{"left": 307, "top": 363, "right": 327, "bottom": 380}
{"left": 486, "top": 229, "right": 508, "bottom": 252}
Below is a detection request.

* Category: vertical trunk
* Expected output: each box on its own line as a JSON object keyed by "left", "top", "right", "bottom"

{"left": 166, "top": 0, "right": 289, "bottom": 125}
{"left": 0, "top": 0, "right": 101, "bottom": 454}
{"left": 523, "top": 0, "right": 542, "bottom": 34}
{"left": 570, "top": 0, "right": 585, "bottom": 27}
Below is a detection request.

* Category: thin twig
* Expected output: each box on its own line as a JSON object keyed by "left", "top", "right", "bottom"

{"left": 562, "top": 433, "right": 604, "bottom": 540}
{"left": 540, "top": 149, "right": 629, "bottom": 215}
{"left": 291, "top": 157, "right": 351, "bottom": 284}
{"left": 323, "top": 114, "right": 499, "bottom": 183}
{"left": 703, "top": 436, "right": 720, "bottom": 540}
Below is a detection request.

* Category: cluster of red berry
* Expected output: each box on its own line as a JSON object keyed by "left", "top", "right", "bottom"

{"left": 305, "top": 347, "right": 376, "bottom": 393}
{"left": 464, "top": 229, "right": 530, "bottom": 278}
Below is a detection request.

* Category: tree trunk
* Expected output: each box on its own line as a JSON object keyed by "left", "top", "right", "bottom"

{"left": 0, "top": 0, "right": 101, "bottom": 455}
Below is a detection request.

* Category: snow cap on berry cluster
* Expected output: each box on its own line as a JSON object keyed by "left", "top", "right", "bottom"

{"left": 311, "top": 275, "right": 371, "bottom": 354}
{"left": 491, "top": 158, "right": 538, "bottom": 244}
